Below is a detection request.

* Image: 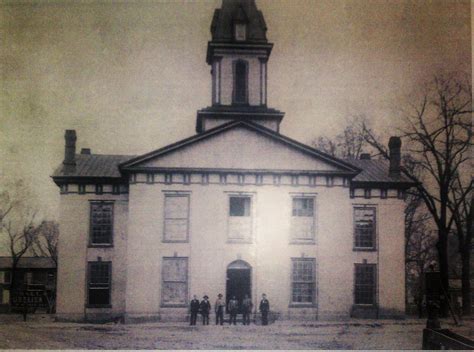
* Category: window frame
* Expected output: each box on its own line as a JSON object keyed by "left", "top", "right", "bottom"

{"left": 290, "top": 196, "right": 316, "bottom": 244}
{"left": 162, "top": 193, "right": 190, "bottom": 243}
{"left": 86, "top": 261, "right": 112, "bottom": 308}
{"left": 354, "top": 263, "right": 377, "bottom": 306}
{"left": 353, "top": 206, "right": 377, "bottom": 251}
{"left": 289, "top": 258, "right": 316, "bottom": 307}
{"left": 227, "top": 194, "right": 253, "bottom": 243}
{"left": 89, "top": 201, "right": 114, "bottom": 247}
{"left": 161, "top": 257, "right": 188, "bottom": 308}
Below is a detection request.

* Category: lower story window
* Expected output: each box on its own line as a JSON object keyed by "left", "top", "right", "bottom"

{"left": 87, "top": 261, "right": 111, "bottom": 307}
{"left": 354, "top": 263, "right": 376, "bottom": 305}
{"left": 161, "top": 257, "right": 188, "bottom": 306}
{"left": 291, "top": 258, "right": 316, "bottom": 304}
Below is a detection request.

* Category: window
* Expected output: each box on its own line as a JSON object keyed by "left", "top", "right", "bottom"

{"left": 87, "top": 261, "right": 111, "bottom": 307}
{"left": 291, "top": 258, "right": 315, "bottom": 304}
{"left": 163, "top": 194, "right": 189, "bottom": 242}
{"left": 228, "top": 196, "right": 252, "bottom": 241}
{"left": 353, "top": 207, "right": 376, "bottom": 249}
{"left": 291, "top": 197, "right": 315, "bottom": 242}
{"left": 78, "top": 184, "right": 86, "bottom": 194}
{"left": 1, "top": 271, "right": 11, "bottom": 284}
{"left": 233, "top": 60, "right": 248, "bottom": 104}
{"left": 161, "top": 257, "right": 188, "bottom": 307}
{"left": 354, "top": 264, "right": 376, "bottom": 305}
{"left": 234, "top": 23, "right": 246, "bottom": 41}
{"left": 90, "top": 202, "right": 114, "bottom": 245}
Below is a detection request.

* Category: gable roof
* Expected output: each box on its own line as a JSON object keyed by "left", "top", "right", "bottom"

{"left": 120, "top": 120, "right": 360, "bottom": 174}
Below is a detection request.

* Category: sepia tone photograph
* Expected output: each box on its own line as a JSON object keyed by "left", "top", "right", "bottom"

{"left": 0, "top": 0, "right": 472, "bottom": 349}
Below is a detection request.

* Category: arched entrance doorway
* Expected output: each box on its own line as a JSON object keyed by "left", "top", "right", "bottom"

{"left": 226, "top": 260, "right": 251, "bottom": 313}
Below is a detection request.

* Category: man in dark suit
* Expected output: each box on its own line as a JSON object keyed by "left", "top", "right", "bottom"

{"left": 189, "top": 295, "right": 200, "bottom": 325}
{"left": 242, "top": 294, "right": 253, "bottom": 325}
{"left": 259, "top": 293, "right": 270, "bottom": 325}
{"left": 200, "top": 295, "right": 211, "bottom": 325}
{"left": 228, "top": 296, "right": 239, "bottom": 325}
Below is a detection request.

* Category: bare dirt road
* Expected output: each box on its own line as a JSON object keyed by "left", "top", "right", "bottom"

{"left": 0, "top": 315, "right": 472, "bottom": 349}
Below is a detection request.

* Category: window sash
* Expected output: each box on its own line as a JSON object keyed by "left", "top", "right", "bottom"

{"left": 88, "top": 262, "right": 111, "bottom": 306}
{"left": 354, "top": 207, "right": 375, "bottom": 248}
{"left": 354, "top": 264, "right": 376, "bottom": 305}
{"left": 90, "top": 203, "right": 113, "bottom": 245}
{"left": 229, "top": 196, "right": 251, "bottom": 217}
{"left": 291, "top": 259, "right": 315, "bottom": 304}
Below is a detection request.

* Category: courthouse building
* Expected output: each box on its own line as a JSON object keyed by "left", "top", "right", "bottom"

{"left": 52, "top": 0, "right": 414, "bottom": 322}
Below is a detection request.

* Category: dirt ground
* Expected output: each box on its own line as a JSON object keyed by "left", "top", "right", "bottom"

{"left": 0, "top": 315, "right": 472, "bottom": 350}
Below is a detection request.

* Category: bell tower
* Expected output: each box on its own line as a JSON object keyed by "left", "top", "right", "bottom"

{"left": 196, "top": 0, "right": 284, "bottom": 133}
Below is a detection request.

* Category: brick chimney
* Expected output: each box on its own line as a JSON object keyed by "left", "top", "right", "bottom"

{"left": 388, "top": 136, "right": 401, "bottom": 176}
{"left": 63, "top": 130, "right": 77, "bottom": 174}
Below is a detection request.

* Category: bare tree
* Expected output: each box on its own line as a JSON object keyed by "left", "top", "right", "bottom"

{"left": 312, "top": 116, "right": 369, "bottom": 159}
{"left": 362, "top": 74, "right": 472, "bottom": 315}
{"left": 32, "top": 220, "right": 59, "bottom": 266}
{"left": 0, "top": 181, "right": 41, "bottom": 291}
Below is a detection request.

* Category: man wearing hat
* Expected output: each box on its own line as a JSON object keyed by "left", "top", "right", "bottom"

{"left": 228, "top": 296, "right": 239, "bottom": 325}
{"left": 259, "top": 293, "right": 270, "bottom": 325}
{"left": 200, "top": 295, "right": 211, "bottom": 325}
{"left": 215, "top": 293, "right": 225, "bottom": 325}
{"left": 189, "top": 295, "right": 200, "bottom": 325}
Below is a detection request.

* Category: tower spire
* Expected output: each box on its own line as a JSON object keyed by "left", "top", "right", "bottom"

{"left": 197, "top": 0, "right": 284, "bottom": 133}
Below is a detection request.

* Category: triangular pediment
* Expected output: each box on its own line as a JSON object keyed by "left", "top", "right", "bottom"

{"left": 120, "top": 121, "right": 359, "bottom": 174}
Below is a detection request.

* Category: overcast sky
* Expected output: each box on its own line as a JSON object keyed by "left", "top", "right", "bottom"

{"left": 0, "top": 0, "right": 471, "bottom": 218}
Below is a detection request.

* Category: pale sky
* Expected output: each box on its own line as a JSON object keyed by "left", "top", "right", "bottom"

{"left": 0, "top": 0, "right": 471, "bottom": 219}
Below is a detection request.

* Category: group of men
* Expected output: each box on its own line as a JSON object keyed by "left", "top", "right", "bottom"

{"left": 189, "top": 293, "right": 270, "bottom": 326}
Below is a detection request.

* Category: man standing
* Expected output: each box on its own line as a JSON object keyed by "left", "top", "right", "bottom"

{"left": 242, "top": 294, "right": 253, "bottom": 325}
{"left": 215, "top": 293, "right": 225, "bottom": 325}
{"left": 189, "top": 295, "right": 200, "bottom": 325}
{"left": 228, "top": 296, "right": 239, "bottom": 325}
{"left": 259, "top": 293, "right": 270, "bottom": 325}
{"left": 200, "top": 295, "right": 211, "bottom": 325}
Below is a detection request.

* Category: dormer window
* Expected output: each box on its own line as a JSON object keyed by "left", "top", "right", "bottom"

{"left": 234, "top": 22, "right": 246, "bottom": 41}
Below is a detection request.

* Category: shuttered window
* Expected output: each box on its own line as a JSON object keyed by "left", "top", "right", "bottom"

{"left": 291, "top": 197, "right": 315, "bottom": 242}
{"left": 161, "top": 257, "right": 188, "bottom": 307}
{"left": 163, "top": 195, "right": 189, "bottom": 242}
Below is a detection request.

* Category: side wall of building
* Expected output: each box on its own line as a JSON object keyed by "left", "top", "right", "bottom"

{"left": 56, "top": 184, "right": 128, "bottom": 322}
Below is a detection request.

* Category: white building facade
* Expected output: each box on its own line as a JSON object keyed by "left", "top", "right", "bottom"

{"left": 52, "top": 0, "right": 413, "bottom": 323}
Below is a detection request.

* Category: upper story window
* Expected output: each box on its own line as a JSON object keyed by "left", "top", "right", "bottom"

{"left": 353, "top": 207, "right": 376, "bottom": 250}
{"left": 234, "top": 23, "right": 246, "bottom": 41}
{"left": 233, "top": 60, "right": 248, "bottom": 104}
{"left": 291, "top": 197, "right": 315, "bottom": 243}
{"left": 228, "top": 195, "right": 252, "bottom": 242}
{"left": 87, "top": 261, "right": 111, "bottom": 307}
{"left": 163, "top": 194, "right": 190, "bottom": 242}
{"left": 89, "top": 202, "right": 114, "bottom": 246}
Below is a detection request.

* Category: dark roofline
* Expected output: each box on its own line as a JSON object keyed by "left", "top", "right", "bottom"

{"left": 120, "top": 120, "right": 361, "bottom": 174}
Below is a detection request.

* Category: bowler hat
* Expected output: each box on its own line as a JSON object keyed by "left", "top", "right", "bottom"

{"left": 218, "top": 293, "right": 222, "bottom": 297}
{"left": 203, "top": 295, "right": 209, "bottom": 299}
